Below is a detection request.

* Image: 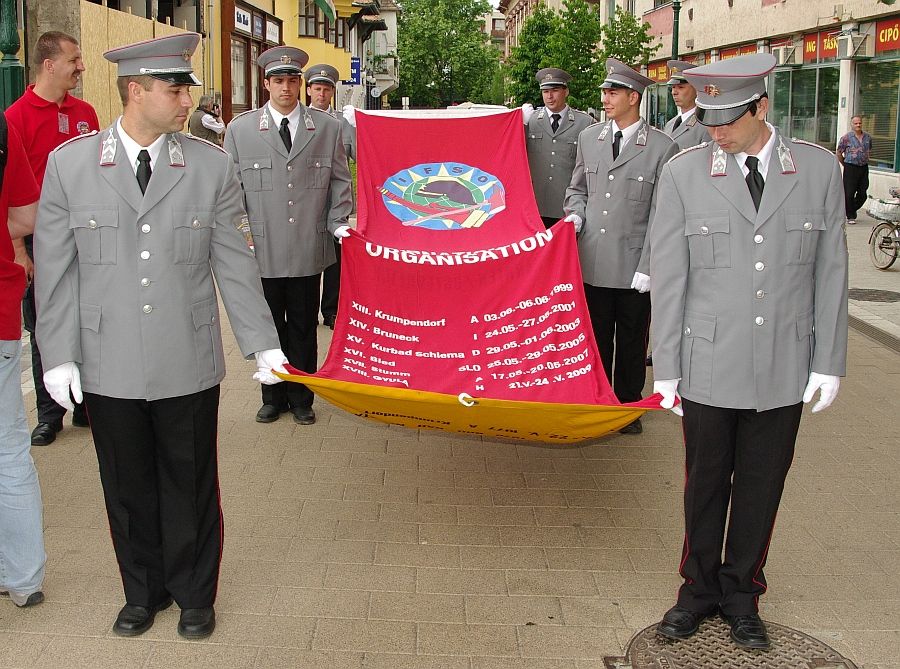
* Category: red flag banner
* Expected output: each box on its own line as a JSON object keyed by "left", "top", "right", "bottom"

{"left": 278, "top": 109, "right": 662, "bottom": 443}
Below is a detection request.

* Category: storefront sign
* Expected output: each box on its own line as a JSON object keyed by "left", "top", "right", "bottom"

{"left": 253, "top": 14, "right": 264, "bottom": 40}
{"left": 647, "top": 61, "right": 669, "bottom": 82}
{"left": 266, "top": 19, "right": 280, "bottom": 44}
{"left": 819, "top": 31, "right": 838, "bottom": 60}
{"left": 720, "top": 46, "right": 741, "bottom": 60}
{"left": 803, "top": 33, "right": 819, "bottom": 62}
{"left": 740, "top": 44, "right": 757, "bottom": 55}
{"left": 875, "top": 16, "right": 900, "bottom": 54}
{"left": 234, "top": 7, "right": 251, "bottom": 34}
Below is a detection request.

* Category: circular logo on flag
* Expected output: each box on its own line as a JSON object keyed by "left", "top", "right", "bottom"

{"left": 381, "top": 162, "right": 506, "bottom": 230}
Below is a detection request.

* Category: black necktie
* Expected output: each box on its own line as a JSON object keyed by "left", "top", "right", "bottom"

{"left": 279, "top": 117, "right": 292, "bottom": 151}
{"left": 745, "top": 156, "right": 765, "bottom": 211}
{"left": 550, "top": 113, "right": 561, "bottom": 133}
{"left": 136, "top": 149, "right": 151, "bottom": 195}
{"left": 612, "top": 130, "right": 623, "bottom": 160}
{"left": 672, "top": 115, "right": 682, "bottom": 131}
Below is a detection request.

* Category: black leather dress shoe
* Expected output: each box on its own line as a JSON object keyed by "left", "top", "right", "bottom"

{"left": 112, "top": 597, "right": 173, "bottom": 637}
{"left": 721, "top": 611, "right": 771, "bottom": 649}
{"left": 178, "top": 606, "right": 215, "bottom": 639}
{"left": 255, "top": 404, "right": 285, "bottom": 423}
{"left": 31, "top": 422, "right": 62, "bottom": 446}
{"left": 619, "top": 418, "right": 643, "bottom": 435}
{"left": 323, "top": 314, "right": 337, "bottom": 329}
{"left": 292, "top": 407, "right": 316, "bottom": 425}
{"left": 657, "top": 605, "right": 709, "bottom": 640}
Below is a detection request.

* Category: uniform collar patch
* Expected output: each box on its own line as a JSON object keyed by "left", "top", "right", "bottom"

{"left": 776, "top": 135, "right": 796, "bottom": 174}
{"left": 259, "top": 110, "right": 270, "bottom": 131}
{"left": 168, "top": 135, "right": 185, "bottom": 167}
{"left": 710, "top": 145, "right": 727, "bottom": 176}
{"left": 100, "top": 128, "right": 117, "bottom": 166}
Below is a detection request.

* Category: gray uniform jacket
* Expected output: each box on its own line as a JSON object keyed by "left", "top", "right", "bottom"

{"left": 564, "top": 119, "right": 677, "bottom": 287}
{"left": 649, "top": 130, "right": 849, "bottom": 411}
{"left": 223, "top": 103, "right": 353, "bottom": 278}
{"left": 342, "top": 117, "right": 357, "bottom": 162}
{"left": 34, "top": 126, "right": 279, "bottom": 401}
{"left": 526, "top": 107, "right": 594, "bottom": 219}
{"left": 663, "top": 111, "right": 708, "bottom": 151}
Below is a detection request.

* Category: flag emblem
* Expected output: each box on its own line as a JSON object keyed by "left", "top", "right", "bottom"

{"left": 380, "top": 162, "right": 506, "bottom": 230}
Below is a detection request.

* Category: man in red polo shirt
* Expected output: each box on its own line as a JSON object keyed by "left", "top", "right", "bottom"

{"left": 6, "top": 31, "right": 100, "bottom": 446}
{"left": 0, "top": 112, "right": 45, "bottom": 607}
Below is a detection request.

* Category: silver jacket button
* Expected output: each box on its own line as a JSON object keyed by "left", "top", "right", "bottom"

{"left": 755, "top": 316, "right": 764, "bottom": 326}
{"left": 803, "top": 221, "right": 812, "bottom": 231}
{"left": 684, "top": 327, "right": 691, "bottom": 335}
{"left": 88, "top": 219, "right": 97, "bottom": 229}
{"left": 142, "top": 304, "right": 153, "bottom": 314}
{"left": 140, "top": 250, "right": 150, "bottom": 260}
{"left": 140, "top": 278, "right": 150, "bottom": 287}
{"left": 754, "top": 234, "right": 763, "bottom": 243}
{"left": 141, "top": 224, "right": 151, "bottom": 233}
{"left": 755, "top": 261, "right": 764, "bottom": 271}
{"left": 700, "top": 226, "right": 709, "bottom": 235}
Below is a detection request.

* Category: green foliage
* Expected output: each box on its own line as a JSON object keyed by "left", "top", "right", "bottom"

{"left": 504, "top": 4, "right": 560, "bottom": 107}
{"left": 547, "top": 0, "right": 604, "bottom": 111}
{"left": 394, "top": 0, "right": 498, "bottom": 108}
{"left": 597, "top": 6, "right": 662, "bottom": 74}
{"left": 504, "top": 1, "right": 661, "bottom": 112}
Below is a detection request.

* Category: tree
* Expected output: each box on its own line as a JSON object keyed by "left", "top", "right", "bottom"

{"left": 547, "top": 0, "right": 604, "bottom": 111}
{"left": 395, "top": 0, "right": 497, "bottom": 108}
{"left": 598, "top": 6, "right": 662, "bottom": 76}
{"left": 503, "top": 3, "right": 560, "bottom": 107}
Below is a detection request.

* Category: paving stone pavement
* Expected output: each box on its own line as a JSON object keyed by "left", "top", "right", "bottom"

{"left": 5, "top": 220, "right": 899, "bottom": 668}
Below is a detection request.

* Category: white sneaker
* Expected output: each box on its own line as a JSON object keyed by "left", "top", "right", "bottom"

{"left": 1, "top": 590, "right": 44, "bottom": 607}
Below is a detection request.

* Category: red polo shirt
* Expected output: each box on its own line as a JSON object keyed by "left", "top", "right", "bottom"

{"left": 5, "top": 85, "right": 100, "bottom": 188}
{"left": 0, "top": 122, "right": 40, "bottom": 339}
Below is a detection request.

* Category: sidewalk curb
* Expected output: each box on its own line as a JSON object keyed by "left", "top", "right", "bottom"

{"left": 848, "top": 302, "right": 900, "bottom": 355}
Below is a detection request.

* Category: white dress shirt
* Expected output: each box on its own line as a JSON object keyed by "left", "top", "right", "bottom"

{"left": 266, "top": 102, "right": 302, "bottom": 143}
{"left": 116, "top": 117, "right": 167, "bottom": 175}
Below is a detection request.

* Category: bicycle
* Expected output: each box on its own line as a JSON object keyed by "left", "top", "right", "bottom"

{"left": 867, "top": 196, "right": 900, "bottom": 270}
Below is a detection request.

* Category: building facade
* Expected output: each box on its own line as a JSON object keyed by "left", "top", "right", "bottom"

{"left": 500, "top": 0, "right": 899, "bottom": 197}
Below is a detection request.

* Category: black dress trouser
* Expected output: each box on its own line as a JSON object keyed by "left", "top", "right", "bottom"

{"left": 84, "top": 386, "right": 222, "bottom": 609}
{"left": 677, "top": 398, "right": 803, "bottom": 616}
{"left": 321, "top": 241, "right": 341, "bottom": 319}
{"left": 842, "top": 162, "right": 869, "bottom": 220}
{"left": 583, "top": 284, "right": 651, "bottom": 403}
{"left": 261, "top": 275, "right": 320, "bottom": 409}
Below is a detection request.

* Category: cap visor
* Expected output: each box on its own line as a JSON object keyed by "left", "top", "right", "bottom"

{"left": 696, "top": 104, "right": 751, "bottom": 127}
{"left": 666, "top": 77, "right": 688, "bottom": 85}
{"left": 150, "top": 72, "right": 202, "bottom": 86}
{"left": 265, "top": 67, "right": 302, "bottom": 77}
{"left": 307, "top": 78, "right": 336, "bottom": 86}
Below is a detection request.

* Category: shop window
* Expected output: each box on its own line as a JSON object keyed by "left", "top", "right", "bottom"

{"left": 231, "top": 38, "right": 247, "bottom": 109}
{"left": 316, "top": 6, "right": 327, "bottom": 39}
{"left": 327, "top": 18, "right": 336, "bottom": 45}
{"left": 299, "top": 0, "right": 316, "bottom": 37}
{"left": 856, "top": 60, "right": 899, "bottom": 171}
{"left": 768, "top": 66, "right": 838, "bottom": 151}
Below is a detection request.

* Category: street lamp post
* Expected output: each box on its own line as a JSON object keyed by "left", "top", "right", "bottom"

{"left": 671, "top": 0, "right": 681, "bottom": 59}
{"left": 0, "top": 0, "right": 25, "bottom": 110}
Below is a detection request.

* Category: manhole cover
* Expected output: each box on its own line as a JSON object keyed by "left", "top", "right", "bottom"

{"left": 848, "top": 288, "right": 900, "bottom": 303}
{"left": 604, "top": 617, "right": 857, "bottom": 669}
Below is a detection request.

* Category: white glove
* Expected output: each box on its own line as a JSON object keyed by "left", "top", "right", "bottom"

{"left": 563, "top": 213, "right": 583, "bottom": 233}
{"left": 253, "top": 348, "right": 288, "bottom": 385}
{"left": 802, "top": 372, "right": 840, "bottom": 413}
{"left": 334, "top": 225, "right": 351, "bottom": 243}
{"left": 631, "top": 272, "right": 651, "bottom": 293}
{"left": 521, "top": 103, "right": 534, "bottom": 125}
{"left": 342, "top": 105, "right": 356, "bottom": 128}
{"left": 653, "top": 378, "right": 683, "bottom": 417}
{"left": 44, "top": 362, "right": 82, "bottom": 412}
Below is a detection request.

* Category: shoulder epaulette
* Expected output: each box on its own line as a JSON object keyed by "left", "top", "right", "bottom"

{"left": 791, "top": 137, "right": 832, "bottom": 154}
{"left": 183, "top": 134, "right": 227, "bottom": 154}
{"left": 229, "top": 108, "right": 259, "bottom": 124}
{"left": 52, "top": 130, "right": 98, "bottom": 153}
{"left": 667, "top": 141, "right": 709, "bottom": 163}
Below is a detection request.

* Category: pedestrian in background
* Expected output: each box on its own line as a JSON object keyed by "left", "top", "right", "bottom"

{"left": 836, "top": 115, "right": 872, "bottom": 224}
{"left": 224, "top": 47, "right": 353, "bottom": 426}
{"left": 650, "top": 53, "right": 847, "bottom": 650}
{"left": 0, "top": 111, "right": 45, "bottom": 609}
{"left": 563, "top": 58, "right": 677, "bottom": 434}
{"left": 34, "top": 33, "right": 286, "bottom": 640}
{"left": 6, "top": 30, "right": 99, "bottom": 446}
{"left": 188, "top": 94, "right": 225, "bottom": 145}
{"left": 523, "top": 68, "right": 594, "bottom": 229}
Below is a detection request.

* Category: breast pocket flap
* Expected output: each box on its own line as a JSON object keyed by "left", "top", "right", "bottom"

{"left": 685, "top": 214, "right": 729, "bottom": 237}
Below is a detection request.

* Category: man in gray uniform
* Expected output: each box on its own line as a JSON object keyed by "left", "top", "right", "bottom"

{"left": 224, "top": 47, "right": 353, "bottom": 425}
{"left": 35, "top": 33, "right": 286, "bottom": 639}
{"left": 563, "top": 59, "right": 677, "bottom": 434}
{"left": 663, "top": 60, "right": 708, "bottom": 151}
{"left": 305, "top": 63, "right": 353, "bottom": 330}
{"left": 650, "top": 54, "right": 847, "bottom": 649}
{"left": 523, "top": 68, "right": 594, "bottom": 229}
